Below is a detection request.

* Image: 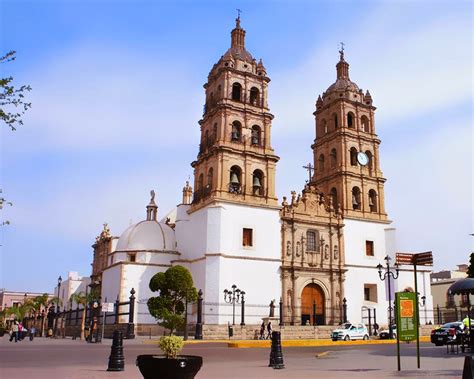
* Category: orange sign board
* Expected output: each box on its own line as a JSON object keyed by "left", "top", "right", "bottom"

{"left": 400, "top": 299, "right": 414, "bottom": 318}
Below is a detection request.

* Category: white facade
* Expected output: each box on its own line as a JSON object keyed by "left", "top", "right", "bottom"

{"left": 174, "top": 202, "right": 281, "bottom": 324}
{"left": 344, "top": 219, "right": 433, "bottom": 325}
{"left": 54, "top": 271, "right": 90, "bottom": 310}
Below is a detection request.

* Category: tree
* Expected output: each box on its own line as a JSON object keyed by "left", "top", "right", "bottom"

{"left": 4, "top": 302, "right": 34, "bottom": 322}
{"left": 1, "top": 51, "right": 32, "bottom": 130}
{"left": 31, "top": 293, "right": 49, "bottom": 336}
{"left": 468, "top": 253, "right": 474, "bottom": 278}
{"left": 147, "top": 265, "right": 198, "bottom": 335}
{"left": 70, "top": 292, "right": 88, "bottom": 340}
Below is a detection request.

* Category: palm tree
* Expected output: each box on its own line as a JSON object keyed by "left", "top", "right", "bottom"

{"left": 4, "top": 302, "right": 34, "bottom": 323}
{"left": 70, "top": 292, "right": 88, "bottom": 340}
{"left": 32, "top": 294, "right": 49, "bottom": 336}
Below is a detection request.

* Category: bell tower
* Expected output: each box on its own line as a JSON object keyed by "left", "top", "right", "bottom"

{"left": 189, "top": 16, "right": 279, "bottom": 212}
{"left": 311, "top": 48, "right": 388, "bottom": 222}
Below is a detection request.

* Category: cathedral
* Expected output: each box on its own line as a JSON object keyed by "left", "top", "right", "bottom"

{"left": 90, "top": 17, "right": 433, "bottom": 332}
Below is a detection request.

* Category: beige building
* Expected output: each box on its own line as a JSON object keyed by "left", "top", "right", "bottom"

{"left": 431, "top": 264, "right": 469, "bottom": 308}
{"left": 0, "top": 290, "right": 53, "bottom": 312}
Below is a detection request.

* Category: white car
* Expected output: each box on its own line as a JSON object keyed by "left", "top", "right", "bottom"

{"left": 331, "top": 323, "right": 370, "bottom": 341}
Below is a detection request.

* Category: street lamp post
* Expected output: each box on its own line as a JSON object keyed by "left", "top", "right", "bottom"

{"left": 377, "top": 256, "right": 399, "bottom": 339}
{"left": 223, "top": 285, "right": 243, "bottom": 326}
{"left": 54, "top": 275, "right": 62, "bottom": 338}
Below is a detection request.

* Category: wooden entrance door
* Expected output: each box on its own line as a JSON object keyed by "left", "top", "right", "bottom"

{"left": 301, "top": 283, "right": 325, "bottom": 325}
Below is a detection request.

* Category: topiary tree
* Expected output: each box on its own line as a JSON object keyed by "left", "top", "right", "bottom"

{"left": 147, "top": 265, "right": 198, "bottom": 335}
{"left": 467, "top": 253, "right": 474, "bottom": 278}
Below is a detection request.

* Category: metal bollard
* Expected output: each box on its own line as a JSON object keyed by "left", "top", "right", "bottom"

{"left": 107, "top": 330, "right": 125, "bottom": 371}
{"left": 268, "top": 331, "right": 285, "bottom": 369}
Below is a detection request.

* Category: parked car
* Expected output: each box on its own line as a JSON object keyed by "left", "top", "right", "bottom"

{"left": 379, "top": 325, "right": 397, "bottom": 339}
{"left": 332, "top": 323, "right": 369, "bottom": 341}
{"left": 431, "top": 321, "right": 465, "bottom": 346}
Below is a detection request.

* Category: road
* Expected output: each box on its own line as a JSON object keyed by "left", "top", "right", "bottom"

{"left": 0, "top": 337, "right": 466, "bottom": 378}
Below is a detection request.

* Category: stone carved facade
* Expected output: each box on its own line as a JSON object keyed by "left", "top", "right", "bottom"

{"left": 91, "top": 223, "right": 117, "bottom": 293}
{"left": 280, "top": 184, "right": 345, "bottom": 325}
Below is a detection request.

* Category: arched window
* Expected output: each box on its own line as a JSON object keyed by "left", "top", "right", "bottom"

{"left": 320, "top": 119, "right": 327, "bottom": 136}
{"left": 350, "top": 147, "right": 358, "bottom": 166}
{"left": 330, "top": 148, "right": 337, "bottom": 168}
{"left": 368, "top": 189, "right": 377, "bottom": 212}
{"left": 251, "top": 125, "right": 261, "bottom": 146}
{"left": 232, "top": 82, "right": 242, "bottom": 101}
{"left": 366, "top": 151, "right": 373, "bottom": 174}
{"left": 231, "top": 121, "right": 241, "bottom": 142}
{"left": 306, "top": 230, "right": 319, "bottom": 251}
{"left": 249, "top": 87, "right": 260, "bottom": 106}
{"left": 347, "top": 112, "right": 354, "bottom": 128}
{"left": 207, "top": 168, "right": 213, "bottom": 189}
{"left": 318, "top": 154, "right": 325, "bottom": 172}
{"left": 333, "top": 113, "right": 338, "bottom": 129}
{"left": 330, "top": 188, "right": 338, "bottom": 207}
{"left": 213, "top": 123, "right": 218, "bottom": 141}
{"left": 361, "top": 116, "right": 370, "bottom": 133}
{"left": 252, "top": 169, "right": 264, "bottom": 195}
{"left": 198, "top": 174, "right": 204, "bottom": 191}
{"left": 352, "top": 187, "right": 361, "bottom": 210}
{"left": 229, "top": 165, "right": 242, "bottom": 193}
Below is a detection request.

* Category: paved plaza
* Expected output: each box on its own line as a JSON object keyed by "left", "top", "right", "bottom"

{"left": 0, "top": 337, "right": 466, "bottom": 378}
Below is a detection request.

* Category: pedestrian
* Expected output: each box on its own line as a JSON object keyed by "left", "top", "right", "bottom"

{"left": 266, "top": 321, "right": 272, "bottom": 339}
{"left": 259, "top": 321, "right": 265, "bottom": 340}
{"left": 9, "top": 321, "right": 19, "bottom": 343}
{"left": 18, "top": 322, "right": 24, "bottom": 341}
{"left": 373, "top": 322, "right": 379, "bottom": 337}
{"left": 29, "top": 326, "right": 36, "bottom": 341}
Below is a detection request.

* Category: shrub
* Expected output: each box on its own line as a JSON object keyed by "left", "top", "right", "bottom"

{"left": 159, "top": 335, "right": 184, "bottom": 359}
{"left": 147, "top": 265, "right": 198, "bottom": 335}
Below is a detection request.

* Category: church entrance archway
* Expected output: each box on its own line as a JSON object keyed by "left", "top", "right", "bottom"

{"left": 301, "top": 283, "right": 325, "bottom": 325}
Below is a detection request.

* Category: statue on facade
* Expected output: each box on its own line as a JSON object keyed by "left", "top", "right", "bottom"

{"left": 269, "top": 299, "right": 275, "bottom": 317}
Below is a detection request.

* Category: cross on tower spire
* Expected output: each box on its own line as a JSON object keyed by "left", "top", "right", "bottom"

{"left": 302, "top": 162, "right": 314, "bottom": 183}
{"left": 236, "top": 9, "right": 242, "bottom": 27}
{"left": 339, "top": 42, "right": 345, "bottom": 60}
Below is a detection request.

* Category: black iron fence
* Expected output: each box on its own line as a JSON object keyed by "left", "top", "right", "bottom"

{"left": 60, "top": 288, "right": 136, "bottom": 339}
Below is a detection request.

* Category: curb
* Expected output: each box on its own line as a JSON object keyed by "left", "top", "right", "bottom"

{"left": 143, "top": 336, "right": 431, "bottom": 348}
{"left": 228, "top": 336, "right": 431, "bottom": 348}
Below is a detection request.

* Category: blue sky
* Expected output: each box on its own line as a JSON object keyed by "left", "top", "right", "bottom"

{"left": 1, "top": 0, "right": 472, "bottom": 293}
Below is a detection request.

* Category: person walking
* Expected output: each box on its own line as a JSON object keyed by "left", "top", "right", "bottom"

{"left": 9, "top": 321, "right": 19, "bottom": 343}
{"left": 266, "top": 321, "right": 272, "bottom": 340}
{"left": 29, "top": 326, "right": 36, "bottom": 341}
{"left": 259, "top": 321, "right": 265, "bottom": 340}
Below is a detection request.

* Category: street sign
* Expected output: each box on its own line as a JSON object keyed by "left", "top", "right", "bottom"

{"left": 102, "top": 302, "right": 114, "bottom": 313}
{"left": 396, "top": 291, "right": 417, "bottom": 342}
{"left": 396, "top": 253, "right": 413, "bottom": 265}
{"left": 413, "top": 251, "right": 433, "bottom": 266}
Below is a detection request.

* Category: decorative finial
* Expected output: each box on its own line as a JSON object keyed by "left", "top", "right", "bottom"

{"left": 339, "top": 42, "right": 345, "bottom": 60}
{"left": 150, "top": 189, "right": 156, "bottom": 203}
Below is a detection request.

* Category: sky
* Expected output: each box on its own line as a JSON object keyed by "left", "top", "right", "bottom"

{"left": 0, "top": 0, "right": 472, "bottom": 293}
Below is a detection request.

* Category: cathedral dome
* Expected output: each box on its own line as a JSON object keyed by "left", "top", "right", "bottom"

{"left": 325, "top": 78, "right": 360, "bottom": 94}
{"left": 115, "top": 191, "right": 176, "bottom": 252}
{"left": 116, "top": 220, "right": 176, "bottom": 252}
{"left": 324, "top": 49, "right": 359, "bottom": 97}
